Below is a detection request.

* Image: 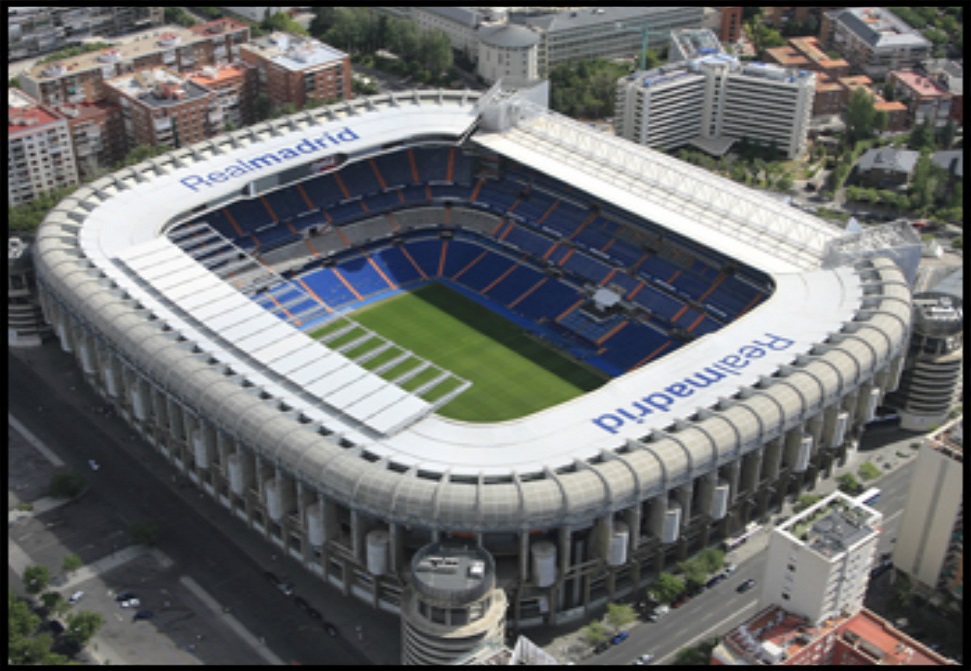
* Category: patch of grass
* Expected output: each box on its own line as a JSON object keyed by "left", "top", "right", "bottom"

{"left": 347, "top": 283, "right": 606, "bottom": 422}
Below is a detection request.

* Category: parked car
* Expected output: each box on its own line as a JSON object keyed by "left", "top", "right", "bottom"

{"left": 133, "top": 610, "right": 154, "bottom": 621}
{"left": 276, "top": 581, "right": 294, "bottom": 596}
{"left": 88, "top": 459, "right": 100, "bottom": 471}
{"left": 68, "top": 591, "right": 84, "bottom": 605}
{"left": 737, "top": 578, "right": 756, "bottom": 593}
{"left": 634, "top": 652, "right": 655, "bottom": 664}
{"left": 323, "top": 622, "right": 338, "bottom": 637}
{"left": 594, "top": 641, "right": 610, "bottom": 654}
{"left": 671, "top": 593, "right": 690, "bottom": 608}
{"left": 723, "top": 563, "right": 737, "bottom": 575}
{"left": 120, "top": 598, "right": 141, "bottom": 608}
{"left": 706, "top": 573, "right": 727, "bottom": 589}
{"left": 263, "top": 570, "right": 279, "bottom": 584}
{"left": 610, "top": 631, "right": 629, "bottom": 645}
{"left": 115, "top": 591, "right": 137, "bottom": 602}
{"left": 647, "top": 604, "right": 669, "bottom": 622}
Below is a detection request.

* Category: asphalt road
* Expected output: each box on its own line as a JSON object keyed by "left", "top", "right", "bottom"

{"left": 584, "top": 447, "right": 919, "bottom": 666}
{"left": 9, "top": 344, "right": 385, "bottom": 665}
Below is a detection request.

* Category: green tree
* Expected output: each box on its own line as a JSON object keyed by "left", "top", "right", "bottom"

{"left": 837, "top": 472, "right": 861, "bottom": 494}
{"left": 793, "top": 494, "right": 821, "bottom": 513}
{"left": 62, "top": 554, "right": 83, "bottom": 573}
{"left": 908, "top": 119, "right": 935, "bottom": 151}
{"left": 48, "top": 470, "right": 87, "bottom": 499}
{"left": 40, "top": 591, "right": 67, "bottom": 616}
{"left": 583, "top": 619, "right": 610, "bottom": 645}
{"left": 23, "top": 565, "right": 51, "bottom": 595}
{"left": 605, "top": 602, "right": 637, "bottom": 631}
{"left": 697, "top": 547, "right": 726, "bottom": 574}
{"left": 649, "top": 572, "right": 685, "bottom": 604}
{"left": 857, "top": 461, "right": 881, "bottom": 481}
{"left": 938, "top": 118, "right": 958, "bottom": 149}
{"left": 845, "top": 87, "right": 878, "bottom": 144}
{"left": 9, "top": 590, "right": 41, "bottom": 639}
{"left": 678, "top": 557, "right": 708, "bottom": 590}
{"left": 64, "top": 610, "right": 104, "bottom": 648}
{"left": 128, "top": 520, "right": 161, "bottom": 546}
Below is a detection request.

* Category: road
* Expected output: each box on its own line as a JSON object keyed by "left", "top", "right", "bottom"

{"left": 581, "top": 444, "right": 918, "bottom": 666}
{"left": 9, "top": 344, "right": 393, "bottom": 665}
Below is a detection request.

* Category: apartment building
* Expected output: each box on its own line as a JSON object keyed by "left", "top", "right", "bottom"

{"left": 821, "top": 8, "right": 931, "bottom": 79}
{"left": 893, "top": 418, "right": 964, "bottom": 599}
{"left": 187, "top": 61, "right": 258, "bottom": 130}
{"left": 19, "top": 18, "right": 250, "bottom": 108}
{"left": 102, "top": 67, "right": 218, "bottom": 152}
{"left": 616, "top": 51, "right": 815, "bottom": 159}
{"left": 8, "top": 6, "right": 164, "bottom": 62}
{"left": 8, "top": 88, "right": 79, "bottom": 206}
{"left": 52, "top": 100, "right": 123, "bottom": 180}
{"left": 240, "top": 33, "right": 351, "bottom": 110}
{"left": 888, "top": 69, "right": 954, "bottom": 127}
{"left": 917, "top": 59, "right": 963, "bottom": 126}
{"left": 762, "top": 492, "right": 882, "bottom": 626}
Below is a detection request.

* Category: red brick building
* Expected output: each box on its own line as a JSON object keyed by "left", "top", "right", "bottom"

{"left": 240, "top": 32, "right": 351, "bottom": 110}
{"left": 187, "top": 61, "right": 258, "bottom": 131}
{"left": 103, "top": 67, "right": 219, "bottom": 152}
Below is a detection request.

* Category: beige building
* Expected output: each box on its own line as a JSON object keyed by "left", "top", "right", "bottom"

{"left": 476, "top": 24, "right": 540, "bottom": 86}
{"left": 762, "top": 492, "right": 882, "bottom": 626}
{"left": 893, "top": 418, "right": 963, "bottom": 597}
{"left": 616, "top": 51, "right": 816, "bottom": 159}
{"left": 240, "top": 32, "right": 351, "bottom": 110}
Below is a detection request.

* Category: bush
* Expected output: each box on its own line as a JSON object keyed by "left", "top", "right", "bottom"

{"left": 583, "top": 619, "right": 609, "bottom": 645}
{"left": 857, "top": 461, "right": 881, "bottom": 481}
{"left": 23, "top": 565, "right": 51, "bottom": 594}
{"left": 48, "top": 471, "right": 87, "bottom": 500}
{"left": 62, "top": 554, "right": 83, "bottom": 573}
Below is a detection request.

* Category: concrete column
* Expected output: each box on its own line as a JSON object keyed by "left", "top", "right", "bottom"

{"left": 675, "top": 483, "right": 693, "bottom": 530}
{"left": 558, "top": 525, "right": 572, "bottom": 582}
{"left": 350, "top": 509, "right": 367, "bottom": 563}
{"left": 595, "top": 515, "right": 613, "bottom": 563}
{"left": 389, "top": 522, "right": 405, "bottom": 575}
{"left": 623, "top": 506, "right": 641, "bottom": 557}
{"left": 740, "top": 449, "right": 761, "bottom": 493}
{"left": 695, "top": 473, "right": 715, "bottom": 519}
{"left": 519, "top": 531, "right": 530, "bottom": 583}
{"left": 726, "top": 460, "right": 741, "bottom": 504}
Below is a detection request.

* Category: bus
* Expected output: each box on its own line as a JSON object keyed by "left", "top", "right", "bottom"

{"left": 856, "top": 487, "right": 881, "bottom": 506}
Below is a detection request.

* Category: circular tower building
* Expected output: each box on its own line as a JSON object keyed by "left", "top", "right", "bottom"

{"left": 400, "top": 542, "right": 507, "bottom": 665}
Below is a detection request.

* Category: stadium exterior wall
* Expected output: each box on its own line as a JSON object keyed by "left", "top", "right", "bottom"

{"left": 31, "top": 94, "right": 912, "bottom": 628}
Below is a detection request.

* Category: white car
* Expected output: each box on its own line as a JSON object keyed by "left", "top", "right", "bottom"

{"left": 634, "top": 653, "right": 654, "bottom": 664}
{"left": 88, "top": 459, "right": 100, "bottom": 471}
{"left": 68, "top": 590, "right": 85, "bottom": 605}
{"left": 121, "top": 598, "right": 141, "bottom": 608}
{"left": 647, "top": 605, "right": 669, "bottom": 622}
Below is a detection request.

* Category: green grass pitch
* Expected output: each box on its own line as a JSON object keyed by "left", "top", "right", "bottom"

{"left": 337, "top": 282, "right": 607, "bottom": 422}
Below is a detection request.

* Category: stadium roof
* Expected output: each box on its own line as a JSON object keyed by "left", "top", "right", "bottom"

{"left": 67, "top": 85, "right": 865, "bottom": 477}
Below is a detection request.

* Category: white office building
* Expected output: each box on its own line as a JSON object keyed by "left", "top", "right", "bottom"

{"left": 761, "top": 492, "right": 882, "bottom": 626}
{"left": 616, "top": 53, "right": 816, "bottom": 159}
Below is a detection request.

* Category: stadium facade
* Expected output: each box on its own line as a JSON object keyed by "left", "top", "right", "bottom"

{"left": 32, "top": 84, "right": 912, "bottom": 631}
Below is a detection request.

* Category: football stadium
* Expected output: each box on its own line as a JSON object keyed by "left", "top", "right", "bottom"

{"left": 33, "top": 84, "right": 912, "bottom": 632}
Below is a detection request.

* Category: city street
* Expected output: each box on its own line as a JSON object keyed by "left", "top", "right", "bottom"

{"left": 9, "top": 342, "right": 399, "bottom": 665}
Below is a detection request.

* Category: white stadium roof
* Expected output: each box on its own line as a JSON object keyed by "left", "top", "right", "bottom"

{"left": 67, "top": 87, "right": 864, "bottom": 477}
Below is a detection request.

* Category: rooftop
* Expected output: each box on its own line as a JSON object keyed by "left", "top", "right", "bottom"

{"left": 778, "top": 492, "right": 880, "bottom": 558}
{"left": 8, "top": 88, "right": 62, "bottom": 132}
{"left": 243, "top": 32, "right": 347, "bottom": 72}
{"left": 834, "top": 7, "right": 932, "bottom": 50}
{"left": 187, "top": 62, "right": 252, "bottom": 88}
{"left": 892, "top": 69, "right": 951, "bottom": 97}
{"left": 715, "top": 604, "right": 955, "bottom": 665}
{"left": 104, "top": 67, "right": 211, "bottom": 108}
{"left": 411, "top": 543, "right": 494, "bottom": 604}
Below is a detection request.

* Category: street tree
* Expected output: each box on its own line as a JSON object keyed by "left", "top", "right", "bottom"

{"left": 64, "top": 610, "right": 104, "bottom": 649}
{"left": 23, "top": 565, "right": 51, "bottom": 595}
{"left": 649, "top": 572, "right": 685, "bottom": 604}
{"left": 606, "top": 602, "right": 637, "bottom": 631}
{"left": 583, "top": 619, "right": 610, "bottom": 645}
{"left": 62, "top": 554, "right": 83, "bottom": 573}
